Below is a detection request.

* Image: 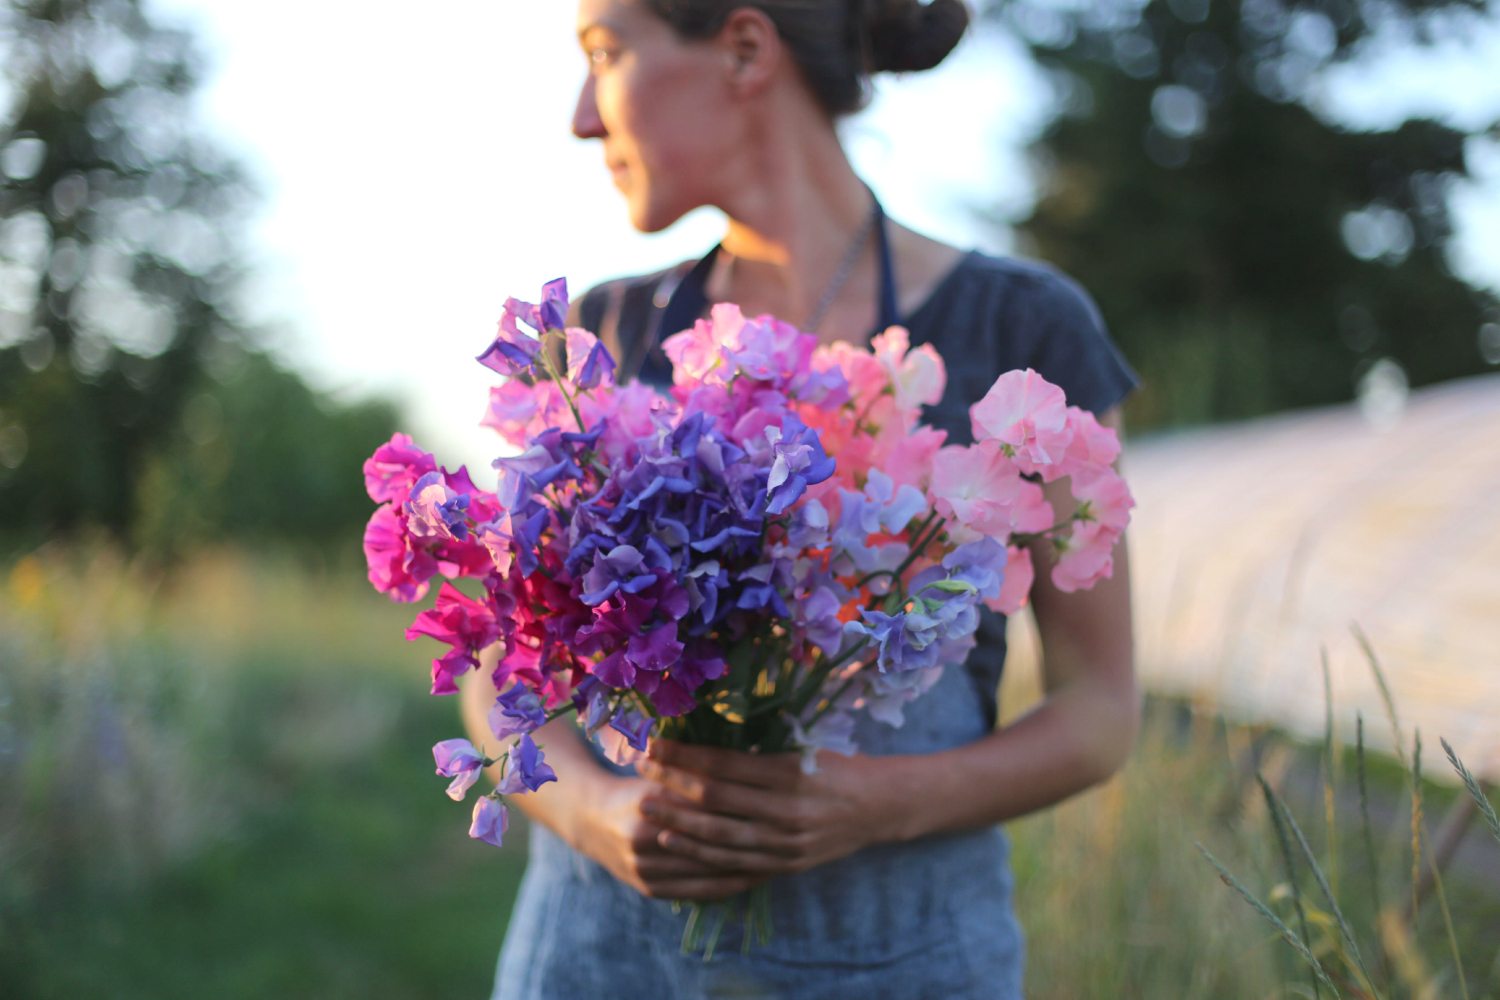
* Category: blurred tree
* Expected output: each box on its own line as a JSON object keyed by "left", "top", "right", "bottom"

{"left": 0, "top": 0, "right": 395, "bottom": 555}
{"left": 991, "top": 0, "right": 1500, "bottom": 428}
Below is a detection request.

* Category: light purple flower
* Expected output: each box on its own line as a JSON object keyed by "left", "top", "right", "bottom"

{"left": 433, "top": 738, "right": 485, "bottom": 801}
{"left": 469, "top": 795, "right": 508, "bottom": 847}
{"left": 496, "top": 734, "right": 558, "bottom": 795}
{"left": 489, "top": 684, "right": 547, "bottom": 741}
{"left": 763, "top": 418, "right": 835, "bottom": 515}
{"left": 787, "top": 709, "right": 858, "bottom": 774}
{"left": 609, "top": 708, "right": 654, "bottom": 753}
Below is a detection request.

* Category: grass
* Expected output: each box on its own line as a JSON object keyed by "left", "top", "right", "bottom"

{"left": 2, "top": 545, "right": 1496, "bottom": 997}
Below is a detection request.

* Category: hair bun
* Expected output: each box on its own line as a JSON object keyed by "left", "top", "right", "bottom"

{"left": 866, "top": 0, "right": 970, "bottom": 74}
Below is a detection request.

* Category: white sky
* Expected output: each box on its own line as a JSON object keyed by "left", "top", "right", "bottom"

{"left": 145, "top": 1, "right": 1500, "bottom": 473}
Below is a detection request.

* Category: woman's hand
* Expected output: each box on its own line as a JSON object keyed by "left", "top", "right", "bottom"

{"left": 572, "top": 774, "right": 766, "bottom": 902}
{"left": 636, "top": 741, "right": 898, "bottom": 877}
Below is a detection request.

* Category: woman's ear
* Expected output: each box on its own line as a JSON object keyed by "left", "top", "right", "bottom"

{"left": 719, "top": 7, "right": 781, "bottom": 96}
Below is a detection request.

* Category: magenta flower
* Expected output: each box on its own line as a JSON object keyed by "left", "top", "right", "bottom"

{"left": 433, "top": 738, "right": 485, "bottom": 801}
{"left": 364, "top": 433, "right": 437, "bottom": 504}
{"left": 469, "top": 795, "right": 508, "bottom": 847}
{"left": 406, "top": 583, "right": 501, "bottom": 695}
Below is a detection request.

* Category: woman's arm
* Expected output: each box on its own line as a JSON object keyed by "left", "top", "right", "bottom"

{"left": 459, "top": 653, "right": 763, "bottom": 900}
{"left": 636, "top": 408, "right": 1139, "bottom": 875}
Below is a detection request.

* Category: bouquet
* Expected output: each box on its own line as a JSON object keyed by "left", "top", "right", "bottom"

{"left": 362, "top": 278, "right": 1132, "bottom": 952}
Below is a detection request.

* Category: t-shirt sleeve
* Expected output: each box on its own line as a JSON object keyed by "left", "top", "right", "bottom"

{"left": 1018, "top": 268, "right": 1138, "bottom": 416}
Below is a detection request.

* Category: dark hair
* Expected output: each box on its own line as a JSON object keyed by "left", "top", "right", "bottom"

{"left": 644, "top": 0, "right": 970, "bottom": 116}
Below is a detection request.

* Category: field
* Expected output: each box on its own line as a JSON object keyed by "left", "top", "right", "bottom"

{"left": 2, "top": 547, "right": 1496, "bottom": 998}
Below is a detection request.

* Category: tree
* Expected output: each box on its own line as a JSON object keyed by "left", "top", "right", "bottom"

{"left": 0, "top": 0, "right": 395, "bottom": 555}
{"left": 991, "top": 0, "right": 1499, "bottom": 428}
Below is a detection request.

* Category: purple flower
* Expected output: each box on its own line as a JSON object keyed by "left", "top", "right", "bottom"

{"left": 536, "top": 277, "right": 570, "bottom": 332}
{"left": 845, "top": 609, "right": 943, "bottom": 674}
{"left": 787, "top": 710, "right": 858, "bottom": 774}
{"left": 579, "top": 544, "right": 658, "bottom": 605}
{"left": 433, "top": 738, "right": 485, "bottom": 801}
{"left": 626, "top": 624, "right": 684, "bottom": 673}
{"left": 939, "top": 537, "right": 1008, "bottom": 602}
{"left": 609, "top": 708, "right": 654, "bottom": 752}
{"left": 797, "top": 584, "right": 846, "bottom": 658}
{"left": 496, "top": 734, "right": 558, "bottom": 795}
{"left": 405, "top": 471, "right": 471, "bottom": 542}
{"left": 477, "top": 303, "right": 543, "bottom": 377}
{"left": 476, "top": 279, "right": 569, "bottom": 378}
{"left": 567, "top": 328, "right": 617, "bottom": 390}
{"left": 469, "top": 795, "right": 508, "bottom": 847}
{"left": 763, "top": 418, "right": 835, "bottom": 516}
{"left": 489, "top": 684, "right": 547, "bottom": 741}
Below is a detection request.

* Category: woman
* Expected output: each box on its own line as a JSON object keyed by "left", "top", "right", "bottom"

{"left": 461, "top": 1, "right": 1140, "bottom": 996}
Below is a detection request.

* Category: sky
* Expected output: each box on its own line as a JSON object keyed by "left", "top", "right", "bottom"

{"left": 143, "top": 1, "right": 1500, "bottom": 473}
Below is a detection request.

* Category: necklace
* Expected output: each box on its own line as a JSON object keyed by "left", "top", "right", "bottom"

{"left": 803, "top": 200, "right": 879, "bottom": 333}
{"left": 716, "top": 199, "right": 880, "bottom": 334}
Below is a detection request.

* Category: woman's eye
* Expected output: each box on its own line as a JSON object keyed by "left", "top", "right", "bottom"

{"left": 588, "top": 47, "right": 616, "bottom": 68}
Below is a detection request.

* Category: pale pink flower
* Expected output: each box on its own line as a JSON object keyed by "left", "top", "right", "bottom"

{"left": 970, "top": 369, "right": 1073, "bottom": 476}
{"left": 883, "top": 425, "right": 946, "bottom": 493}
{"left": 871, "top": 327, "right": 945, "bottom": 412}
{"left": 1060, "top": 407, "right": 1121, "bottom": 473}
{"left": 1052, "top": 520, "right": 1119, "bottom": 592}
{"left": 929, "top": 440, "right": 1052, "bottom": 541}
{"left": 988, "top": 545, "right": 1034, "bottom": 615}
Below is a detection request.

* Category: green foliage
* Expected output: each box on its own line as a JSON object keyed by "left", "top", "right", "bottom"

{"left": 993, "top": 0, "right": 1500, "bottom": 428}
{"left": 0, "top": 0, "right": 396, "bottom": 557}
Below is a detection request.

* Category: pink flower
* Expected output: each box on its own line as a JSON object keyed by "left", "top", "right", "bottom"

{"left": 481, "top": 381, "right": 540, "bottom": 448}
{"left": 406, "top": 583, "right": 502, "bottom": 695}
{"left": 363, "top": 433, "right": 436, "bottom": 504}
{"left": 871, "top": 327, "right": 945, "bottom": 412}
{"left": 363, "top": 504, "right": 437, "bottom": 603}
{"left": 970, "top": 369, "right": 1073, "bottom": 475}
{"left": 1052, "top": 520, "right": 1118, "bottom": 592}
{"left": 882, "top": 425, "right": 946, "bottom": 493}
{"left": 1060, "top": 407, "right": 1121, "bottom": 472}
{"left": 989, "top": 545, "right": 1034, "bottom": 614}
{"left": 662, "top": 306, "right": 735, "bottom": 385}
{"left": 929, "top": 441, "right": 1053, "bottom": 541}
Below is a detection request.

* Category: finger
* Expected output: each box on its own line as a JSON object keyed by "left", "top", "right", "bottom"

{"left": 638, "top": 764, "right": 792, "bottom": 825}
{"left": 655, "top": 829, "right": 795, "bottom": 874}
{"left": 632, "top": 852, "right": 735, "bottom": 879}
{"left": 643, "top": 874, "right": 764, "bottom": 902}
{"left": 647, "top": 739, "right": 803, "bottom": 789}
{"left": 641, "top": 796, "right": 800, "bottom": 856}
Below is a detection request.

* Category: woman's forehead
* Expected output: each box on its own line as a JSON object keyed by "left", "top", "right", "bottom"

{"left": 576, "top": 0, "right": 643, "bottom": 36}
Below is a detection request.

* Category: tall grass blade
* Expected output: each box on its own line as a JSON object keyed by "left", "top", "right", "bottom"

{"left": 1424, "top": 840, "right": 1471, "bottom": 1000}
{"left": 1353, "top": 624, "right": 1404, "bottom": 770}
{"left": 1258, "top": 772, "right": 1322, "bottom": 1000}
{"left": 1197, "top": 842, "right": 1343, "bottom": 999}
{"left": 1410, "top": 732, "right": 1423, "bottom": 917}
{"left": 1321, "top": 648, "right": 1339, "bottom": 897}
{"left": 1265, "top": 776, "right": 1377, "bottom": 993}
{"left": 1357, "top": 715, "right": 1394, "bottom": 991}
{"left": 1440, "top": 738, "right": 1500, "bottom": 847}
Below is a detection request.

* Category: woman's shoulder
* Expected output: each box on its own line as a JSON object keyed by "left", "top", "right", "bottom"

{"left": 913, "top": 250, "right": 1138, "bottom": 418}
{"left": 915, "top": 250, "right": 1105, "bottom": 330}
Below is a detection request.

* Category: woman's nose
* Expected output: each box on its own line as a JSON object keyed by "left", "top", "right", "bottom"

{"left": 572, "top": 76, "right": 605, "bottom": 139}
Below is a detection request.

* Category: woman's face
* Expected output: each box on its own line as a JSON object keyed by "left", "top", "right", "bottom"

{"left": 573, "top": 0, "right": 739, "bottom": 232}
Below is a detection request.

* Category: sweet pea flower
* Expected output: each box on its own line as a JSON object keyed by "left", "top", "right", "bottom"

{"left": 871, "top": 327, "right": 945, "bottom": 412}
{"left": 433, "top": 738, "right": 485, "bottom": 801}
{"left": 764, "top": 418, "right": 836, "bottom": 515}
{"left": 364, "top": 433, "right": 437, "bottom": 504}
{"left": 989, "top": 545, "right": 1034, "bottom": 615}
{"left": 496, "top": 734, "right": 558, "bottom": 795}
{"left": 970, "top": 369, "right": 1073, "bottom": 473}
{"left": 787, "top": 709, "right": 858, "bottom": 774}
{"left": 405, "top": 471, "right": 472, "bottom": 542}
{"left": 406, "top": 583, "right": 501, "bottom": 695}
{"left": 469, "top": 795, "right": 508, "bottom": 847}
{"left": 489, "top": 684, "right": 547, "bottom": 741}
{"left": 566, "top": 327, "right": 617, "bottom": 389}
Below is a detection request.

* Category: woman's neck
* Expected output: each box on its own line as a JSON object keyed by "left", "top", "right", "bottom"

{"left": 707, "top": 110, "right": 878, "bottom": 335}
